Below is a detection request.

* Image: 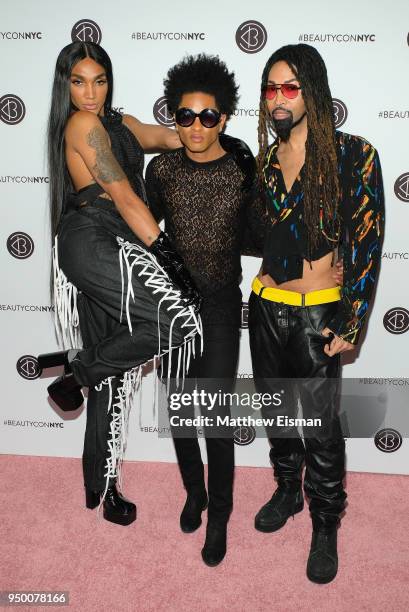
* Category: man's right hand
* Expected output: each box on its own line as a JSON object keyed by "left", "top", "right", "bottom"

{"left": 148, "top": 232, "right": 202, "bottom": 311}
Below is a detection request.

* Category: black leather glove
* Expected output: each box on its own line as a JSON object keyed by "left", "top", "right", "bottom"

{"left": 149, "top": 231, "right": 202, "bottom": 311}
{"left": 219, "top": 133, "right": 257, "bottom": 192}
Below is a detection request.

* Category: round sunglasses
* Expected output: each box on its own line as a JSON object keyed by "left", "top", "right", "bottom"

{"left": 263, "top": 83, "right": 301, "bottom": 100}
{"left": 175, "top": 107, "right": 221, "bottom": 128}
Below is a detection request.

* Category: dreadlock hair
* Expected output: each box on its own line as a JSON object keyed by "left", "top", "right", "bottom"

{"left": 257, "top": 44, "right": 340, "bottom": 251}
{"left": 164, "top": 53, "right": 239, "bottom": 117}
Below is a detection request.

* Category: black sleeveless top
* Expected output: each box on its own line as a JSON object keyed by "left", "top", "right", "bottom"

{"left": 67, "top": 109, "right": 146, "bottom": 208}
{"left": 101, "top": 109, "right": 146, "bottom": 202}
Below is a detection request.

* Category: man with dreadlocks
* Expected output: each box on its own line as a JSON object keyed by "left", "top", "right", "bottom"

{"left": 249, "top": 44, "right": 384, "bottom": 583}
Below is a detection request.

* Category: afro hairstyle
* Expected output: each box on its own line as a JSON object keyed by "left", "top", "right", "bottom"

{"left": 164, "top": 53, "right": 239, "bottom": 117}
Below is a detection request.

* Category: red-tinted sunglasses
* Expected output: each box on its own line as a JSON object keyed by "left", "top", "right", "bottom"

{"left": 263, "top": 83, "right": 301, "bottom": 100}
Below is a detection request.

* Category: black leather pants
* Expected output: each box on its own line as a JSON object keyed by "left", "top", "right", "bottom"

{"left": 57, "top": 201, "right": 198, "bottom": 491}
{"left": 249, "top": 290, "right": 347, "bottom": 531}
{"left": 164, "top": 324, "right": 239, "bottom": 525}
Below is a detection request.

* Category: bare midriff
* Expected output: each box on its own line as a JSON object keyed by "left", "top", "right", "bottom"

{"left": 258, "top": 250, "right": 339, "bottom": 293}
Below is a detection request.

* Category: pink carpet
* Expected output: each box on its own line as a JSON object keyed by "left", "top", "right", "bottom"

{"left": 1, "top": 456, "right": 408, "bottom": 612}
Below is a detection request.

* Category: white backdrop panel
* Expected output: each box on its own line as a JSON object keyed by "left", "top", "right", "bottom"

{"left": 1, "top": 0, "right": 408, "bottom": 473}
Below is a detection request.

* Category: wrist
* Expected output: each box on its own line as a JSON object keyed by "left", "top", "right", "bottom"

{"left": 148, "top": 230, "right": 166, "bottom": 247}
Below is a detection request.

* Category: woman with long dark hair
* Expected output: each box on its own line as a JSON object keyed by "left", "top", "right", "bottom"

{"left": 38, "top": 42, "right": 201, "bottom": 526}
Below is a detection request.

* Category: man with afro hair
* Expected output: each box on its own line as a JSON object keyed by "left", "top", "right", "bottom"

{"left": 146, "top": 53, "right": 264, "bottom": 567}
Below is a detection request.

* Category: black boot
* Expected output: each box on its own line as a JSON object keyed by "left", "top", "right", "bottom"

{"left": 85, "top": 484, "right": 136, "bottom": 526}
{"left": 254, "top": 486, "right": 304, "bottom": 532}
{"left": 306, "top": 529, "right": 338, "bottom": 584}
{"left": 38, "top": 350, "right": 83, "bottom": 411}
{"left": 180, "top": 489, "right": 208, "bottom": 533}
{"left": 201, "top": 522, "right": 227, "bottom": 567}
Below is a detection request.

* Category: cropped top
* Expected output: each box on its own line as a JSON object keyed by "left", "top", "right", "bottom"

{"left": 261, "top": 130, "right": 385, "bottom": 344}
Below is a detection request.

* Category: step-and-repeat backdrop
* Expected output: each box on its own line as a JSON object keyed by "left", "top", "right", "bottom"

{"left": 1, "top": 0, "right": 408, "bottom": 475}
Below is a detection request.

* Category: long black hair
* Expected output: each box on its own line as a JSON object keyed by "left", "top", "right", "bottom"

{"left": 257, "top": 44, "right": 339, "bottom": 251}
{"left": 48, "top": 41, "right": 113, "bottom": 240}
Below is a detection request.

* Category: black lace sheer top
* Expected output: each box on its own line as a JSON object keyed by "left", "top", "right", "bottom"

{"left": 145, "top": 147, "right": 262, "bottom": 326}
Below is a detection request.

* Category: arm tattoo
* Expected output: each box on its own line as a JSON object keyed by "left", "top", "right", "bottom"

{"left": 86, "top": 126, "right": 126, "bottom": 183}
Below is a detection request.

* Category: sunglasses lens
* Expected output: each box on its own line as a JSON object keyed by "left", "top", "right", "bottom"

{"left": 175, "top": 108, "right": 195, "bottom": 127}
{"left": 282, "top": 84, "right": 299, "bottom": 99}
{"left": 264, "top": 85, "right": 277, "bottom": 100}
{"left": 200, "top": 109, "right": 220, "bottom": 128}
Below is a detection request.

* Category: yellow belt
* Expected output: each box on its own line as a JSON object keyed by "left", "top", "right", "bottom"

{"left": 251, "top": 277, "right": 341, "bottom": 307}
